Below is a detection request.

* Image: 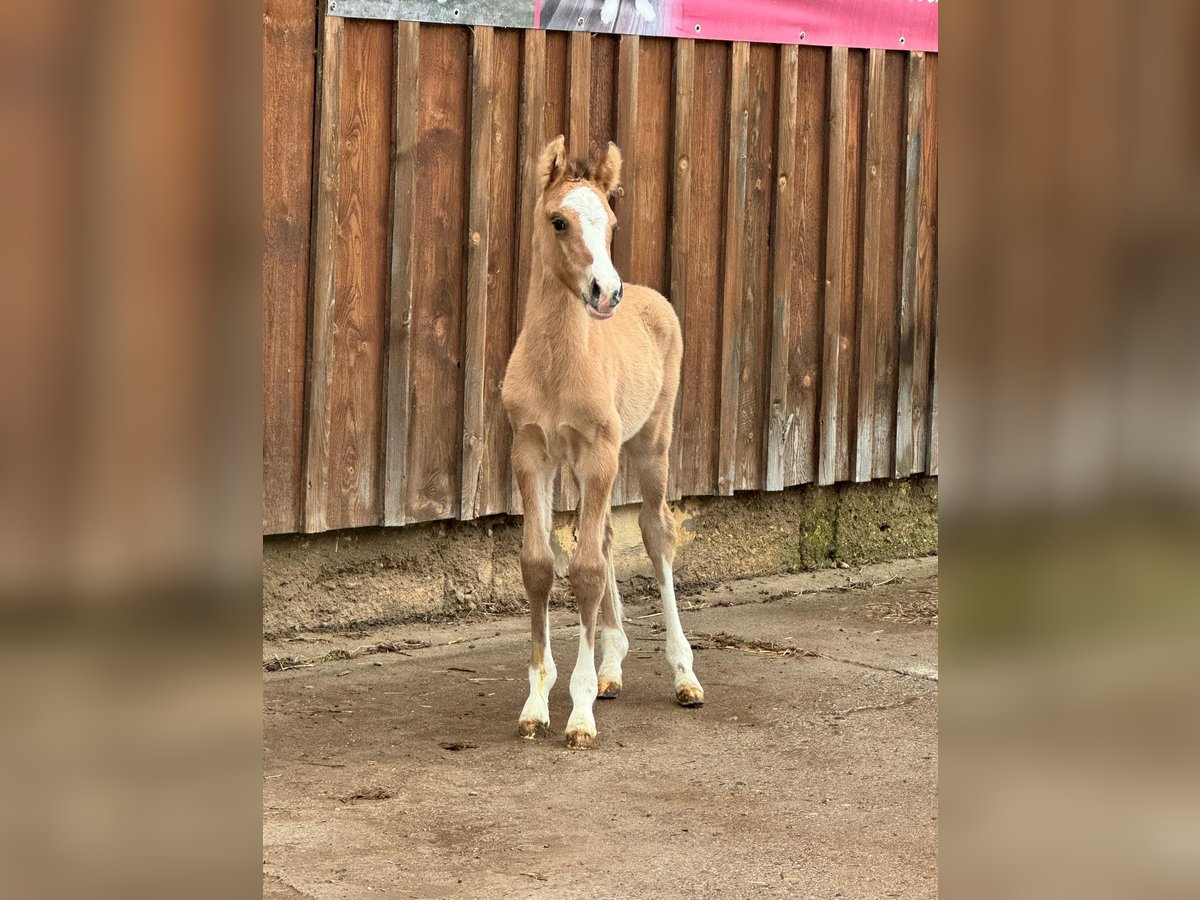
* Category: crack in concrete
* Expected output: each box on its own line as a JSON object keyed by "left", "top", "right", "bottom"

{"left": 829, "top": 692, "right": 937, "bottom": 719}
{"left": 685, "top": 628, "right": 938, "bottom": 682}
{"left": 817, "top": 653, "right": 939, "bottom": 682}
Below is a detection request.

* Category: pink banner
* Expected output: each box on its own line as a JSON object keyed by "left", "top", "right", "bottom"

{"left": 534, "top": 1, "right": 936, "bottom": 51}
{"left": 667, "top": 1, "right": 937, "bottom": 51}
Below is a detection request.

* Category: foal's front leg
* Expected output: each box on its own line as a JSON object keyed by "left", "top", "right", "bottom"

{"left": 564, "top": 436, "right": 619, "bottom": 749}
{"left": 514, "top": 427, "right": 558, "bottom": 739}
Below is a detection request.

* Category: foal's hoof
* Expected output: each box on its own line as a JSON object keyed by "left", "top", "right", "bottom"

{"left": 675, "top": 683, "right": 705, "bottom": 707}
{"left": 518, "top": 720, "right": 549, "bottom": 740}
{"left": 596, "top": 677, "right": 622, "bottom": 699}
{"left": 565, "top": 729, "right": 596, "bottom": 750}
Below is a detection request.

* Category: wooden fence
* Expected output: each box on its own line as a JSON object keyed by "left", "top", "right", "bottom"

{"left": 263, "top": 2, "right": 938, "bottom": 535}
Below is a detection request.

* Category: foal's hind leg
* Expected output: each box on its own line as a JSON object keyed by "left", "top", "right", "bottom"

{"left": 596, "top": 513, "right": 629, "bottom": 698}
{"left": 629, "top": 428, "right": 704, "bottom": 707}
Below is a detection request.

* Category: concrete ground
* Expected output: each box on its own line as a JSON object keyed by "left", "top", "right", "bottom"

{"left": 263, "top": 557, "right": 938, "bottom": 899}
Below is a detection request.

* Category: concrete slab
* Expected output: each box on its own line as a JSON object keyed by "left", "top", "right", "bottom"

{"left": 264, "top": 559, "right": 938, "bottom": 899}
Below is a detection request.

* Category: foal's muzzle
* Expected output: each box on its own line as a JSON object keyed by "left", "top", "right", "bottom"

{"left": 586, "top": 278, "right": 623, "bottom": 320}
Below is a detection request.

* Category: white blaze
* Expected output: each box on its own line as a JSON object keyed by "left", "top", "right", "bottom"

{"left": 561, "top": 186, "right": 621, "bottom": 299}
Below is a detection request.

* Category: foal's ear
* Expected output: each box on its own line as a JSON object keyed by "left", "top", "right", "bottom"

{"left": 593, "top": 142, "right": 623, "bottom": 200}
{"left": 537, "top": 135, "right": 567, "bottom": 192}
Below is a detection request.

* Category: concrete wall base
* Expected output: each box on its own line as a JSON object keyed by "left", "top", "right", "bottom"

{"left": 263, "top": 477, "right": 937, "bottom": 637}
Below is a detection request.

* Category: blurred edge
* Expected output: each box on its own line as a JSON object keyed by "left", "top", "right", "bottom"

{"left": 942, "top": 2, "right": 1200, "bottom": 899}
{"left": 0, "top": 1, "right": 261, "bottom": 898}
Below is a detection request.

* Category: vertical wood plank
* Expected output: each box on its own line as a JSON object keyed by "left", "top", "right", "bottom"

{"left": 925, "top": 53, "right": 939, "bottom": 477}
{"left": 263, "top": 0, "right": 317, "bottom": 534}
{"left": 854, "top": 48, "right": 887, "bottom": 482}
{"left": 871, "top": 50, "right": 906, "bottom": 479}
{"left": 478, "top": 28, "right": 522, "bottom": 519}
{"left": 629, "top": 38, "right": 673, "bottom": 295}
{"left": 514, "top": 31, "right": 547, "bottom": 334}
{"left": 783, "top": 45, "right": 829, "bottom": 487}
{"left": 325, "top": 18, "right": 393, "bottom": 529}
{"left": 667, "top": 39, "right": 694, "bottom": 502}
{"left": 383, "top": 21, "right": 420, "bottom": 526}
{"left": 544, "top": 31, "right": 569, "bottom": 141}
{"left": 610, "top": 34, "right": 640, "bottom": 507}
{"left": 734, "top": 43, "right": 777, "bottom": 492}
{"left": 718, "top": 41, "right": 750, "bottom": 496}
{"left": 928, "top": 316, "right": 938, "bottom": 475}
{"left": 551, "top": 30, "right": 592, "bottom": 512}
{"left": 461, "top": 27, "right": 494, "bottom": 520}
{"left": 614, "top": 35, "right": 673, "bottom": 507}
{"left": 613, "top": 35, "right": 639, "bottom": 294}
{"left": 837, "top": 50, "right": 866, "bottom": 483}
{"left": 894, "top": 52, "right": 925, "bottom": 477}
{"left": 766, "top": 45, "right": 798, "bottom": 492}
{"left": 912, "top": 53, "right": 938, "bottom": 472}
{"left": 406, "top": 23, "right": 469, "bottom": 522}
{"left": 677, "top": 39, "right": 729, "bottom": 498}
{"left": 589, "top": 34, "right": 619, "bottom": 148}
{"left": 303, "top": 13, "right": 343, "bottom": 533}
{"left": 510, "top": 29, "right": 546, "bottom": 514}
{"left": 568, "top": 31, "right": 591, "bottom": 152}
{"left": 818, "top": 47, "right": 848, "bottom": 487}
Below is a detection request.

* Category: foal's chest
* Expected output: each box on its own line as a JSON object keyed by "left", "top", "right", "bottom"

{"left": 532, "top": 399, "right": 606, "bottom": 465}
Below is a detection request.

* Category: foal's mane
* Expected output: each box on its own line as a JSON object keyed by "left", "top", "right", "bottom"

{"left": 562, "top": 147, "right": 624, "bottom": 201}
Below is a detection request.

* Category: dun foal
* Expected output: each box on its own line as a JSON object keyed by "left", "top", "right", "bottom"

{"left": 501, "top": 137, "right": 704, "bottom": 749}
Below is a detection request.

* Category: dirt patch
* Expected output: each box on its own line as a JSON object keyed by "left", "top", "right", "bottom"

{"left": 264, "top": 639, "right": 432, "bottom": 672}
{"left": 438, "top": 741, "right": 479, "bottom": 752}
{"left": 862, "top": 585, "right": 940, "bottom": 626}
{"left": 690, "top": 631, "right": 820, "bottom": 658}
{"left": 339, "top": 787, "right": 394, "bottom": 803}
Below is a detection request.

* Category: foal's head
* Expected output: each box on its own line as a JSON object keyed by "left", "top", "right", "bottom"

{"left": 535, "top": 136, "right": 624, "bottom": 320}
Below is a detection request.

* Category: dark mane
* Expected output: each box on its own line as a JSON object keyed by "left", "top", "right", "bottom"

{"left": 564, "top": 149, "right": 603, "bottom": 183}
{"left": 564, "top": 147, "right": 623, "bottom": 200}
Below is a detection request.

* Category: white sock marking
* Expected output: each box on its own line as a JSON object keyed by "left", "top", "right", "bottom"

{"left": 518, "top": 615, "right": 556, "bottom": 728}
{"left": 660, "top": 561, "right": 701, "bottom": 691}
{"left": 565, "top": 620, "right": 598, "bottom": 738}
{"left": 597, "top": 623, "right": 629, "bottom": 684}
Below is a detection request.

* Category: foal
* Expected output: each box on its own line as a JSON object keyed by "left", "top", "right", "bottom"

{"left": 501, "top": 136, "right": 704, "bottom": 749}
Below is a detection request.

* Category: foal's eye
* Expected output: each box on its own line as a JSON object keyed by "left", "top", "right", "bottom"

{"left": 551, "top": 216, "right": 567, "bottom": 232}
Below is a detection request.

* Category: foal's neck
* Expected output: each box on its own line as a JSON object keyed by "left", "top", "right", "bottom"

{"left": 522, "top": 252, "right": 592, "bottom": 383}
